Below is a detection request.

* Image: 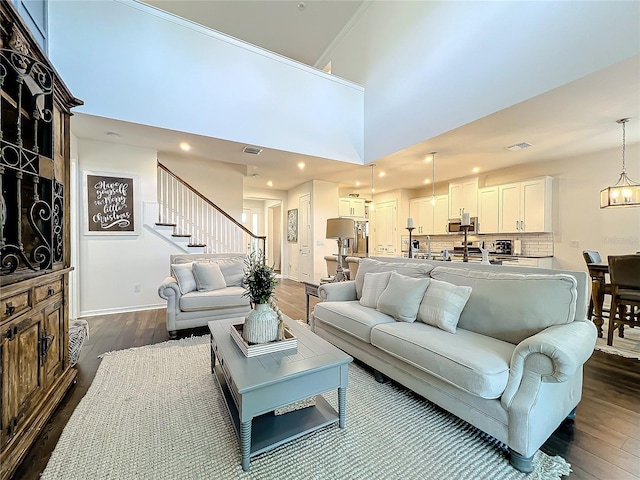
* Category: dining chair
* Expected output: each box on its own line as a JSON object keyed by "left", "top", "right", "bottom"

{"left": 583, "top": 250, "right": 611, "bottom": 319}
{"left": 606, "top": 255, "right": 640, "bottom": 346}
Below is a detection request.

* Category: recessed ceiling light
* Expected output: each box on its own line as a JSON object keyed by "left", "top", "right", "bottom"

{"left": 267, "top": 180, "right": 273, "bottom": 187}
{"left": 179, "top": 142, "right": 191, "bottom": 151}
{"left": 472, "top": 167, "right": 480, "bottom": 173}
{"left": 298, "top": 161, "right": 305, "bottom": 170}
{"left": 425, "top": 156, "right": 432, "bottom": 162}
{"left": 505, "top": 142, "right": 532, "bottom": 152}
{"left": 355, "top": 181, "right": 361, "bottom": 187}
{"left": 424, "top": 179, "right": 431, "bottom": 184}
{"left": 106, "top": 131, "right": 120, "bottom": 138}
{"left": 378, "top": 172, "right": 385, "bottom": 177}
{"left": 243, "top": 146, "right": 263, "bottom": 155}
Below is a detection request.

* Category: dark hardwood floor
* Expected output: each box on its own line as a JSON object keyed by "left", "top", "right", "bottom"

{"left": 13, "top": 279, "right": 639, "bottom": 479}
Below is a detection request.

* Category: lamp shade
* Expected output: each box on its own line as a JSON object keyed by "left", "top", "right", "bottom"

{"left": 326, "top": 218, "right": 355, "bottom": 239}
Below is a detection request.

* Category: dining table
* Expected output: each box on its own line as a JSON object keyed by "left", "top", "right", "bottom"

{"left": 587, "top": 261, "right": 608, "bottom": 338}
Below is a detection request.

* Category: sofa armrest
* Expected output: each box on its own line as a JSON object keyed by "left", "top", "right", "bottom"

{"left": 158, "top": 276, "right": 181, "bottom": 301}
{"left": 501, "top": 319, "right": 597, "bottom": 409}
{"left": 318, "top": 281, "right": 357, "bottom": 302}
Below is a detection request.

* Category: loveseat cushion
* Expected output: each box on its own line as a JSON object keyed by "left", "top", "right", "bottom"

{"left": 355, "top": 258, "right": 433, "bottom": 299}
{"left": 313, "top": 301, "right": 396, "bottom": 343}
{"left": 179, "top": 286, "right": 249, "bottom": 311}
{"left": 370, "top": 322, "right": 515, "bottom": 399}
{"left": 430, "top": 267, "right": 578, "bottom": 344}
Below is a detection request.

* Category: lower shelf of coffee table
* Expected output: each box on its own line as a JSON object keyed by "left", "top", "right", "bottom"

{"left": 214, "top": 365, "right": 339, "bottom": 457}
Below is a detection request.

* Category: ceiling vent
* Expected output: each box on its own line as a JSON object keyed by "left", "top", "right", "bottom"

{"left": 243, "top": 146, "right": 263, "bottom": 155}
{"left": 505, "top": 142, "right": 532, "bottom": 152}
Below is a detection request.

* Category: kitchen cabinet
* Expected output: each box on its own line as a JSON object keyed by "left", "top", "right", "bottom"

{"left": 500, "top": 257, "right": 553, "bottom": 269}
{"left": 371, "top": 199, "right": 397, "bottom": 256}
{"left": 433, "top": 195, "right": 449, "bottom": 234}
{"left": 477, "top": 186, "right": 499, "bottom": 233}
{"left": 409, "top": 197, "right": 430, "bottom": 234}
{"left": 498, "top": 177, "right": 552, "bottom": 233}
{"left": 409, "top": 195, "right": 449, "bottom": 234}
{"left": 0, "top": 4, "right": 81, "bottom": 479}
{"left": 449, "top": 178, "right": 478, "bottom": 219}
{"left": 339, "top": 197, "right": 366, "bottom": 219}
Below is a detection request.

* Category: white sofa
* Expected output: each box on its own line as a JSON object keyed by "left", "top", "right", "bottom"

{"left": 158, "top": 253, "right": 251, "bottom": 338}
{"left": 311, "top": 257, "right": 597, "bottom": 472}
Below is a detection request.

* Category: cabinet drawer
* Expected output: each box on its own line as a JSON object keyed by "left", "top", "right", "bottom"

{"left": 34, "top": 279, "right": 63, "bottom": 305}
{"left": 1, "top": 290, "right": 31, "bottom": 322}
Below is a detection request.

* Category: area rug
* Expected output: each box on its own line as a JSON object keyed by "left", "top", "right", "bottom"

{"left": 594, "top": 318, "right": 640, "bottom": 360}
{"left": 42, "top": 336, "right": 570, "bottom": 480}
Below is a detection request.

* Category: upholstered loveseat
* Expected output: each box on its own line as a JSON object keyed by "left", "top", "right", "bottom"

{"left": 158, "top": 253, "right": 250, "bottom": 338}
{"left": 311, "top": 257, "right": 597, "bottom": 472}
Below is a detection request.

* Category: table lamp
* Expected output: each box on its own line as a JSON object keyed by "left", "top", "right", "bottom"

{"left": 326, "top": 217, "right": 355, "bottom": 282}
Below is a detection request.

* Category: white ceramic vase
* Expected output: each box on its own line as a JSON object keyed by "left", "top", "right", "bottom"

{"left": 242, "top": 303, "right": 278, "bottom": 344}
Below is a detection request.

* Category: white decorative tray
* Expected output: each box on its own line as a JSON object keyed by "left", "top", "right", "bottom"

{"left": 230, "top": 323, "right": 298, "bottom": 357}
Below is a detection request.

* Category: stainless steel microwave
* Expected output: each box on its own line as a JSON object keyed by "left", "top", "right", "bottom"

{"left": 447, "top": 217, "right": 478, "bottom": 234}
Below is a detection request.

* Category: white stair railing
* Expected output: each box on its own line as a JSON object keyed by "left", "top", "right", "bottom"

{"left": 157, "top": 163, "right": 265, "bottom": 255}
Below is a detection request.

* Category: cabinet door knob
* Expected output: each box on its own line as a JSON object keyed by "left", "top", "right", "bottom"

{"left": 48, "top": 287, "right": 55, "bottom": 297}
{"left": 5, "top": 302, "right": 15, "bottom": 316}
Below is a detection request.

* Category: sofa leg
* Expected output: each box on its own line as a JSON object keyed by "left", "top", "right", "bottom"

{"left": 373, "top": 370, "right": 386, "bottom": 383}
{"left": 566, "top": 406, "right": 577, "bottom": 420}
{"left": 169, "top": 330, "right": 177, "bottom": 340}
{"left": 509, "top": 449, "right": 534, "bottom": 473}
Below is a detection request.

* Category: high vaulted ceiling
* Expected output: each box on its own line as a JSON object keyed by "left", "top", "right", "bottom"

{"left": 72, "top": 1, "right": 640, "bottom": 195}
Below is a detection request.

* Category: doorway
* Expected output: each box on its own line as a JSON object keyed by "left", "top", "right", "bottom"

{"left": 268, "top": 203, "right": 282, "bottom": 272}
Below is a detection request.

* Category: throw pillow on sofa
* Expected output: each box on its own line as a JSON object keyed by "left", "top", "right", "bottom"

{"left": 192, "top": 262, "right": 227, "bottom": 291}
{"left": 354, "top": 258, "right": 433, "bottom": 299}
{"left": 377, "top": 272, "right": 430, "bottom": 323}
{"left": 171, "top": 263, "right": 197, "bottom": 294}
{"left": 417, "top": 279, "right": 472, "bottom": 333}
{"left": 360, "top": 271, "right": 393, "bottom": 308}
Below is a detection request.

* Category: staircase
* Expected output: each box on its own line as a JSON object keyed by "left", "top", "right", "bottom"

{"left": 154, "top": 162, "right": 265, "bottom": 255}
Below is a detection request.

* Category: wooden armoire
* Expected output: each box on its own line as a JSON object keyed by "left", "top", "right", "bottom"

{"left": 0, "top": 3, "right": 82, "bottom": 479}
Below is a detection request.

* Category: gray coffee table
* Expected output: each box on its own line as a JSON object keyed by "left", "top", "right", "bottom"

{"left": 209, "top": 317, "right": 352, "bottom": 471}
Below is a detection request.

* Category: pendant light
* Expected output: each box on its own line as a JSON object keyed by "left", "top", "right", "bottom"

{"left": 430, "top": 152, "right": 437, "bottom": 206}
{"left": 600, "top": 118, "right": 640, "bottom": 208}
{"left": 370, "top": 164, "right": 376, "bottom": 201}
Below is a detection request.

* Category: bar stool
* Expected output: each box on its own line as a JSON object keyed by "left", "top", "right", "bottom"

{"left": 582, "top": 250, "right": 611, "bottom": 319}
{"left": 607, "top": 255, "right": 640, "bottom": 346}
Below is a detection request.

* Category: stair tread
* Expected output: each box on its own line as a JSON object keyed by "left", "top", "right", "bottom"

{"left": 156, "top": 222, "right": 176, "bottom": 227}
{"left": 172, "top": 234, "right": 191, "bottom": 238}
{"left": 188, "top": 244, "right": 206, "bottom": 247}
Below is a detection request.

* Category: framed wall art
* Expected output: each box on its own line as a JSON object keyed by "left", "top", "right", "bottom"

{"left": 83, "top": 170, "right": 140, "bottom": 235}
{"left": 287, "top": 208, "right": 298, "bottom": 242}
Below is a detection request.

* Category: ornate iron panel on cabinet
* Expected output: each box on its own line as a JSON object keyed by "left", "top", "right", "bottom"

{"left": 0, "top": 3, "right": 82, "bottom": 479}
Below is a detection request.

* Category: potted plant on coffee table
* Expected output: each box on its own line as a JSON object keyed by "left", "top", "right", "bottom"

{"left": 241, "top": 250, "right": 280, "bottom": 344}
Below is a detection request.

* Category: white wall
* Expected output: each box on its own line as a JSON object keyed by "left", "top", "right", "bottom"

{"left": 48, "top": 0, "right": 364, "bottom": 164}
{"left": 327, "top": 1, "right": 640, "bottom": 162}
{"left": 77, "top": 139, "right": 181, "bottom": 316}
{"left": 312, "top": 181, "right": 340, "bottom": 278}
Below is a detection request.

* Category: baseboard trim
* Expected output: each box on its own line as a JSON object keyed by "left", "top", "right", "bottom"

{"left": 79, "top": 303, "right": 166, "bottom": 318}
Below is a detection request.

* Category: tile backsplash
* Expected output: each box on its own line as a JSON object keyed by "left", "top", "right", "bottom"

{"left": 405, "top": 232, "right": 554, "bottom": 257}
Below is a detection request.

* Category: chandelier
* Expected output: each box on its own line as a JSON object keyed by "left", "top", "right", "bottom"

{"left": 600, "top": 118, "right": 640, "bottom": 208}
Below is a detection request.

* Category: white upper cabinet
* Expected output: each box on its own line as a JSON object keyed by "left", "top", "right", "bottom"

{"left": 409, "top": 195, "right": 449, "bottom": 234}
{"left": 477, "top": 186, "right": 499, "bottom": 234}
{"left": 433, "top": 195, "right": 449, "bottom": 234}
{"left": 339, "top": 197, "right": 366, "bottom": 219}
{"left": 498, "top": 177, "right": 552, "bottom": 233}
{"left": 409, "top": 197, "right": 430, "bottom": 234}
{"left": 449, "top": 178, "right": 478, "bottom": 219}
